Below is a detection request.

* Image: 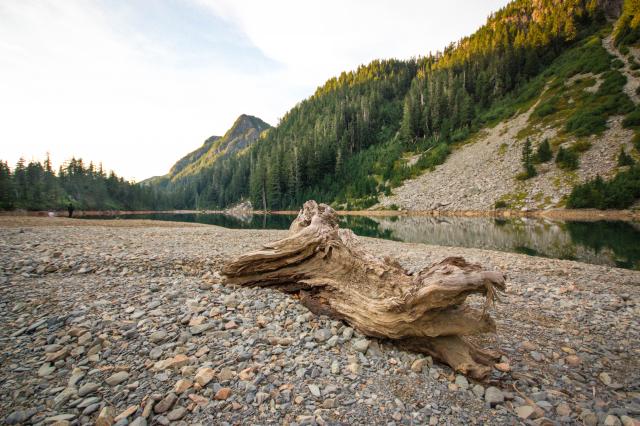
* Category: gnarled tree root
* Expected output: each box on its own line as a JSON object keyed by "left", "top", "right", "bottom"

{"left": 222, "top": 200, "right": 506, "bottom": 379}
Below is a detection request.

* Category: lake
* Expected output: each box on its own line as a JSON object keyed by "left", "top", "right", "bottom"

{"left": 83, "top": 212, "right": 640, "bottom": 270}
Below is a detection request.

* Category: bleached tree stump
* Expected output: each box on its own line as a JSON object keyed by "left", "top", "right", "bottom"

{"left": 222, "top": 200, "right": 506, "bottom": 379}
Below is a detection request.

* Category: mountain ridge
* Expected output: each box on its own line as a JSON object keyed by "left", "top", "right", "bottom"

{"left": 149, "top": 0, "right": 640, "bottom": 211}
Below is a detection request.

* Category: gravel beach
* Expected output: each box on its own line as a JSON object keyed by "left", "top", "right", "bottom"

{"left": 0, "top": 217, "right": 638, "bottom": 425}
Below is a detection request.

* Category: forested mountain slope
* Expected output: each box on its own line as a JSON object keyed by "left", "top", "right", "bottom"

{"left": 153, "top": 0, "right": 640, "bottom": 211}
{"left": 379, "top": 24, "right": 640, "bottom": 211}
{"left": 144, "top": 114, "right": 271, "bottom": 208}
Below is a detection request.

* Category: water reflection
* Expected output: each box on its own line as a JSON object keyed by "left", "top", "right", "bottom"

{"left": 85, "top": 213, "right": 640, "bottom": 270}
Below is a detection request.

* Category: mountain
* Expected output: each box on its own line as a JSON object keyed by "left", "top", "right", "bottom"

{"left": 169, "top": 135, "right": 221, "bottom": 177}
{"left": 153, "top": 0, "right": 640, "bottom": 211}
{"left": 169, "top": 114, "right": 271, "bottom": 181}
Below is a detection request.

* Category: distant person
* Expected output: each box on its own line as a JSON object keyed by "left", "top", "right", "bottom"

{"left": 67, "top": 203, "right": 74, "bottom": 218}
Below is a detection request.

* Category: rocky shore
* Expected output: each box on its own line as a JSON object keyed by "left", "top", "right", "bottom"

{"left": 0, "top": 217, "right": 638, "bottom": 425}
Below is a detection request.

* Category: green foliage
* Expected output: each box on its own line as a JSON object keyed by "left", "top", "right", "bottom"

{"left": 534, "top": 96, "right": 559, "bottom": 118}
{"left": 611, "top": 58, "right": 625, "bottom": 69}
{"left": 415, "top": 143, "right": 450, "bottom": 172}
{"left": 623, "top": 107, "right": 640, "bottom": 128}
{"left": 618, "top": 147, "right": 636, "bottom": 166}
{"left": 535, "top": 138, "right": 553, "bottom": 163}
{"left": 566, "top": 165, "right": 640, "bottom": 209}
{"left": 634, "top": 132, "right": 640, "bottom": 151}
{"left": 517, "top": 138, "right": 537, "bottom": 180}
{"left": 0, "top": 156, "right": 168, "bottom": 211}
{"left": 614, "top": 0, "right": 640, "bottom": 48}
{"left": 556, "top": 146, "right": 580, "bottom": 170}
{"left": 148, "top": 0, "right": 614, "bottom": 211}
{"left": 494, "top": 200, "right": 508, "bottom": 209}
{"left": 565, "top": 71, "right": 634, "bottom": 137}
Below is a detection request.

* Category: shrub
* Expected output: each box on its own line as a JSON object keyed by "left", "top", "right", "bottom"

{"left": 567, "top": 166, "right": 640, "bottom": 209}
{"left": 535, "top": 138, "right": 553, "bottom": 163}
{"left": 612, "top": 58, "right": 625, "bottom": 69}
{"left": 556, "top": 146, "right": 579, "bottom": 170}
{"left": 618, "top": 147, "right": 635, "bottom": 166}
{"left": 494, "top": 200, "right": 508, "bottom": 209}
{"left": 533, "top": 96, "right": 558, "bottom": 118}
{"left": 566, "top": 110, "right": 607, "bottom": 136}
{"left": 634, "top": 132, "right": 640, "bottom": 152}
{"left": 623, "top": 108, "right": 640, "bottom": 128}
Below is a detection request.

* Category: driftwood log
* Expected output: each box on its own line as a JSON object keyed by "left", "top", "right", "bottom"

{"left": 222, "top": 201, "right": 506, "bottom": 379}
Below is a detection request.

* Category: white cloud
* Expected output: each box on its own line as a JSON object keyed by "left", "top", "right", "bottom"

{"left": 199, "top": 0, "right": 510, "bottom": 87}
{"left": 0, "top": 0, "right": 510, "bottom": 181}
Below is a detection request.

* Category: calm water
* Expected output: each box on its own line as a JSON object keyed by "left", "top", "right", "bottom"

{"left": 84, "top": 213, "right": 640, "bottom": 270}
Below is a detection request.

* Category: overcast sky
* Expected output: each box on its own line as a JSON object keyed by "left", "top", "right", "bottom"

{"left": 0, "top": 0, "right": 510, "bottom": 181}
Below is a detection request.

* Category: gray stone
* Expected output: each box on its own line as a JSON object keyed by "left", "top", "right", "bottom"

{"left": 604, "top": 415, "right": 622, "bottom": 426}
{"left": 472, "top": 384, "right": 485, "bottom": 398}
{"left": 352, "top": 339, "right": 370, "bottom": 353}
{"left": 78, "top": 382, "right": 100, "bottom": 397}
{"left": 149, "top": 330, "right": 167, "bottom": 343}
{"left": 130, "top": 417, "right": 148, "bottom": 426}
{"left": 166, "top": 406, "right": 187, "bottom": 421}
{"left": 454, "top": 375, "right": 469, "bottom": 390}
{"left": 5, "top": 408, "right": 38, "bottom": 425}
{"left": 314, "top": 329, "right": 332, "bottom": 343}
{"left": 515, "top": 405, "right": 535, "bottom": 419}
{"left": 82, "top": 403, "right": 102, "bottom": 415}
{"left": 106, "top": 371, "right": 129, "bottom": 386}
{"left": 484, "top": 387, "right": 504, "bottom": 406}
{"left": 154, "top": 393, "right": 177, "bottom": 414}
{"left": 308, "top": 384, "right": 321, "bottom": 397}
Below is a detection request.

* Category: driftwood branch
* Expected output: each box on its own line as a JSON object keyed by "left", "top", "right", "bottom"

{"left": 222, "top": 200, "right": 506, "bottom": 379}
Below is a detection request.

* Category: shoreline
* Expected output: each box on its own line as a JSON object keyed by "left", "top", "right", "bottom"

{"left": 2, "top": 207, "right": 639, "bottom": 221}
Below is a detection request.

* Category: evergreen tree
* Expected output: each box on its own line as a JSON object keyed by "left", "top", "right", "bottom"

{"left": 618, "top": 146, "right": 635, "bottom": 166}
{"left": 535, "top": 138, "right": 553, "bottom": 163}
{"left": 518, "top": 138, "right": 537, "bottom": 180}
{"left": 0, "top": 161, "right": 14, "bottom": 209}
{"left": 556, "top": 146, "right": 579, "bottom": 170}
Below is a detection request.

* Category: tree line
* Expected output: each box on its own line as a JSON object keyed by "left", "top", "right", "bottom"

{"left": 153, "top": 0, "right": 608, "bottom": 211}
{"left": 0, "top": 156, "right": 169, "bottom": 211}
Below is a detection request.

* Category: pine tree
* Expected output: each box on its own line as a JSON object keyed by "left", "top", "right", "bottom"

{"left": 535, "top": 138, "right": 553, "bottom": 163}
{"left": 618, "top": 147, "right": 635, "bottom": 166}
{"left": 518, "top": 138, "right": 537, "bottom": 180}
{"left": 0, "top": 161, "right": 15, "bottom": 209}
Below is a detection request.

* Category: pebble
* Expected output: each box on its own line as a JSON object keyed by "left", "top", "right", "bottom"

{"left": 454, "top": 375, "right": 469, "bottom": 390}
{"left": 194, "top": 367, "right": 215, "bottom": 386}
{"left": 78, "top": 382, "right": 100, "bottom": 397}
{"left": 515, "top": 405, "right": 536, "bottom": 419}
{"left": 1, "top": 220, "right": 637, "bottom": 426}
{"left": 215, "top": 388, "right": 232, "bottom": 400}
{"left": 314, "top": 329, "right": 332, "bottom": 343}
{"left": 106, "top": 371, "right": 130, "bottom": 386}
{"left": 154, "top": 393, "right": 177, "bottom": 414}
{"left": 96, "top": 407, "right": 115, "bottom": 426}
{"left": 484, "top": 387, "right": 504, "bottom": 406}
{"left": 308, "top": 384, "right": 321, "bottom": 397}
{"left": 352, "top": 339, "right": 370, "bottom": 353}
{"left": 166, "top": 406, "right": 187, "bottom": 421}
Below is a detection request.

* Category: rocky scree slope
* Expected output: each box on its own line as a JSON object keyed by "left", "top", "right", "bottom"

{"left": 378, "top": 32, "right": 640, "bottom": 212}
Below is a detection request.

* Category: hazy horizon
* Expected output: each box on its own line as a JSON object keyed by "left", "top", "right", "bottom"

{"left": 1, "top": 0, "right": 510, "bottom": 181}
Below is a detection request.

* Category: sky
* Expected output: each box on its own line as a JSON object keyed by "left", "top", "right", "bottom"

{"left": 0, "top": 0, "right": 510, "bottom": 181}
